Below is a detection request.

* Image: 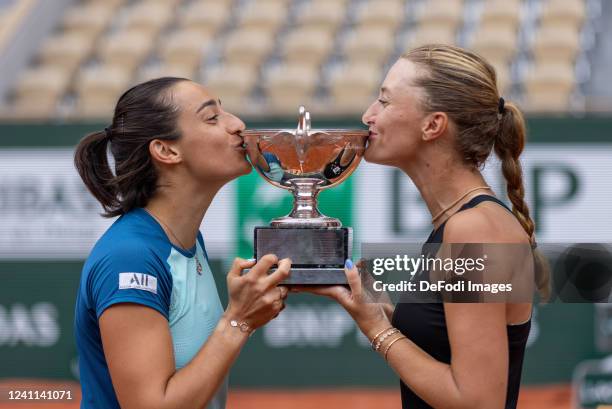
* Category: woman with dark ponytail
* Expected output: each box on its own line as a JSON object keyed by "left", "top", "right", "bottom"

{"left": 74, "top": 77, "right": 291, "bottom": 409}
{"left": 299, "top": 45, "right": 549, "bottom": 409}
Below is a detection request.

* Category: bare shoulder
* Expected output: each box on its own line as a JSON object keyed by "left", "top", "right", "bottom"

{"left": 443, "top": 203, "right": 527, "bottom": 244}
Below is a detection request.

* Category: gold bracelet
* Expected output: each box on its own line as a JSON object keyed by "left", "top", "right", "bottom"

{"left": 383, "top": 335, "right": 407, "bottom": 361}
{"left": 374, "top": 328, "right": 400, "bottom": 352}
{"left": 370, "top": 326, "right": 393, "bottom": 350}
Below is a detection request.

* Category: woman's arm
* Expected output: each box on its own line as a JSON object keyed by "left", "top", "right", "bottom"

{"left": 382, "top": 303, "right": 395, "bottom": 321}
{"left": 384, "top": 303, "right": 508, "bottom": 409}
{"left": 100, "top": 304, "right": 253, "bottom": 409}
{"left": 100, "top": 305, "right": 247, "bottom": 409}
{"left": 100, "top": 255, "right": 290, "bottom": 409}
{"left": 301, "top": 274, "right": 507, "bottom": 409}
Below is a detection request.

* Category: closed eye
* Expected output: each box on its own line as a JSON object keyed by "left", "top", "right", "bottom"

{"left": 207, "top": 114, "right": 219, "bottom": 121}
{"left": 378, "top": 99, "right": 389, "bottom": 107}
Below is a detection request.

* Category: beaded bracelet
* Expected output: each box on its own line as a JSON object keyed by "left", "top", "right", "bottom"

{"left": 384, "top": 335, "right": 407, "bottom": 361}
{"left": 230, "top": 319, "right": 253, "bottom": 336}
{"left": 370, "top": 326, "right": 393, "bottom": 350}
{"left": 374, "top": 328, "right": 400, "bottom": 352}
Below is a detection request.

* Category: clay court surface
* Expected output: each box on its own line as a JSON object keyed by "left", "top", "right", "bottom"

{"left": 0, "top": 380, "right": 573, "bottom": 408}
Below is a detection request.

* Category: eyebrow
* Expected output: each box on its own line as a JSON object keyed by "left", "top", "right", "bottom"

{"left": 196, "top": 99, "right": 218, "bottom": 113}
{"left": 380, "top": 86, "right": 391, "bottom": 96}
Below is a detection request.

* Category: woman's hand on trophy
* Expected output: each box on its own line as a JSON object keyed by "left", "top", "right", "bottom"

{"left": 356, "top": 259, "right": 396, "bottom": 322}
{"left": 292, "top": 259, "right": 391, "bottom": 341}
{"left": 225, "top": 254, "right": 291, "bottom": 333}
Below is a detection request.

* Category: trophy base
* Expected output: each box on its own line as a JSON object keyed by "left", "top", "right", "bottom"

{"left": 251, "top": 226, "right": 352, "bottom": 285}
{"left": 266, "top": 267, "right": 347, "bottom": 285}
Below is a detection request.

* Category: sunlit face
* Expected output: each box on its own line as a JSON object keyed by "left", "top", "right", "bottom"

{"left": 362, "top": 59, "right": 428, "bottom": 167}
{"left": 171, "top": 81, "right": 250, "bottom": 183}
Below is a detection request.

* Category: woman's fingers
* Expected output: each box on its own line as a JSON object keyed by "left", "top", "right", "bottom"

{"left": 263, "top": 257, "right": 291, "bottom": 288}
{"left": 278, "top": 285, "right": 289, "bottom": 300}
{"left": 291, "top": 285, "right": 351, "bottom": 303}
{"left": 248, "top": 254, "right": 279, "bottom": 278}
{"left": 345, "top": 259, "right": 362, "bottom": 298}
{"left": 227, "top": 257, "right": 256, "bottom": 278}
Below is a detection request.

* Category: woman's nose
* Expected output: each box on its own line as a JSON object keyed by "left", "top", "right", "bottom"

{"left": 228, "top": 113, "right": 246, "bottom": 134}
{"left": 362, "top": 102, "right": 377, "bottom": 126}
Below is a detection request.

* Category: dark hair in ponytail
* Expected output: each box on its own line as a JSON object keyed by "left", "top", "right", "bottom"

{"left": 74, "top": 77, "right": 189, "bottom": 217}
{"left": 402, "top": 45, "right": 550, "bottom": 300}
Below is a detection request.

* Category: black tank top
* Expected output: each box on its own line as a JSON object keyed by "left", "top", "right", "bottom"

{"left": 391, "top": 195, "right": 531, "bottom": 409}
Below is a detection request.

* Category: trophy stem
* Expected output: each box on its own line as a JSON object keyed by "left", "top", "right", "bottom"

{"left": 290, "top": 178, "right": 323, "bottom": 219}
{"left": 270, "top": 178, "right": 342, "bottom": 228}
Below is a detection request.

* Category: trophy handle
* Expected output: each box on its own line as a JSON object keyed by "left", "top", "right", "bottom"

{"left": 270, "top": 178, "right": 342, "bottom": 228}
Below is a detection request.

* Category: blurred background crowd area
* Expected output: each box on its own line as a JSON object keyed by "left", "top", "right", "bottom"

{"left": 0, "top": 0, "right": 610, "bottom": 120}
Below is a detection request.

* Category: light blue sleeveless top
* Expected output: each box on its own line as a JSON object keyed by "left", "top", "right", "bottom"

{"left": 75, "top": 208, "right": 226, "bottom": 409}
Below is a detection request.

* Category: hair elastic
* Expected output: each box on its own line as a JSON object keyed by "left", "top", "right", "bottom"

{"left": 498, "top": 97, "right": 505, "bottom": 115}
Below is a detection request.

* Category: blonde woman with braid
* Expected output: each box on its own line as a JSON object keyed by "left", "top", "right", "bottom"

{"left": 299, "top": 45, "right": 548, "bottom": 409}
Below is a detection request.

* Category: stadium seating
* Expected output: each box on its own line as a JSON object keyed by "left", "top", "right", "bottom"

{"left": 38, "top": 32, "right": 94, "bottom": 78}
{"left": 479, "top": 0, "right": 522, "bottom": 32}
{"left": 159, "top": 28, "right": 211, "bottom": 71}
{"left": 0, "top": 0, "right": 599, "bottom": 117}
{"left": 223, "top": 28, "right": 275, "bottom": 66}
{"left": 523, "top": 62, "right": 576, "bottom": 112}
{"left": 282, "top": 27, "right": 335, "bottom": 66}
{"left": 75, "top": 65, "right": 132, "bottom": 117}
{"left": 97, "top": 30, "right": 156, "bottom": 73}
{"left": 416, "top": 0, "right": 464, "bottom": 32}
{"left": 61, "top": 3, "right": 114, "bottom": 42}
{"left": 354, "top": 0, "right": 405, "bottom": 31}
{"left": 205, "top": 63, "right": 257, "bottom": 112}
{"left": 137, "top": 63, "right": 198, "bottom": 84}
{"left": 265, "top": 64, "right": 319, "bottom": 114}
{"left": 178, "top": 1, "right": 232, "bottom": 36}
{"left": 531, "top": 25, "right": 582, "bottom": 65}
{"left": 0, "top": 0, "right": 35, "bottom": 51}
{"left": 539, "top": 0, "right": 585, "bottom": 30}
{"left": 328, "top": 63, "right": 382, "bottom": 112}
{"left": 296, "top": 1, "right": 346, "bottom": 32}
{"left": 469, "top": 26, "right": 518, "bottom": 66}
{"left": 343, "top": 27, "right": 396, "bottom": 65}
{"left": 12, "top": 66, "right": 71, "bottom": 118}
{"left": 121, "top": 1, "right": 173, "bottom": 36}
{"left": 236, "top": 0, "right": 288, "bottom": 32}
{"left": 409, "top": 25, "right": 457, "bottom": 49}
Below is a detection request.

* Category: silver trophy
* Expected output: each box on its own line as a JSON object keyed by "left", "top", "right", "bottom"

{"left": 243, "top": 106, "right": 368, "bottom": 284}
